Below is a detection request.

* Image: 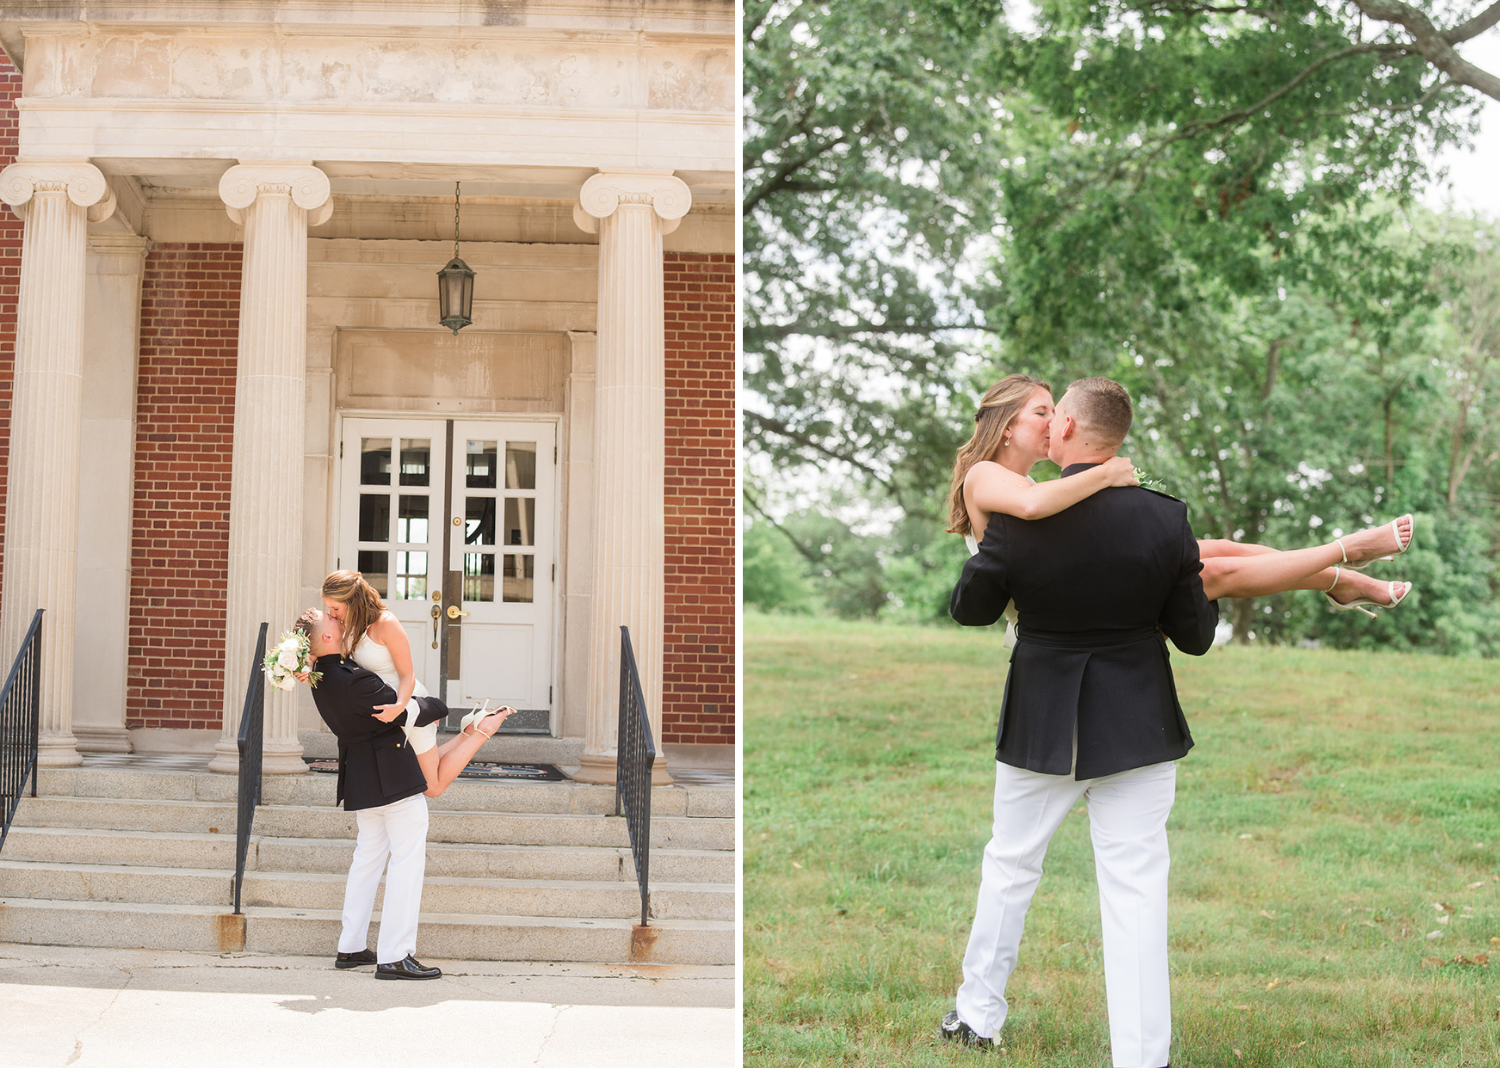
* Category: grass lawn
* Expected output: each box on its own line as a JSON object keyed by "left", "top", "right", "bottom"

{"left": 743, "top": 611, "right": 1500, "bottom": 1067}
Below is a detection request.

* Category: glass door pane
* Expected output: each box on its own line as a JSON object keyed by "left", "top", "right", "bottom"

{"left": 339, "top": 419, "right": 446, "bottom": 693}
{"left": 463, "top": 439, "right": 499, "bottom": 602}
{"left": 387, "top": 448, "right": 430, "bottom": 604}
{"left": 448, "top": 422, "right": 555, "bottom": 725}
{"left": 355, "top": 437, "right": 393, "bottom": 596}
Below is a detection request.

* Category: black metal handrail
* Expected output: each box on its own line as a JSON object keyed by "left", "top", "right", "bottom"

{"left": 0, "top": 609, "right": 43, "bottom": 856}
{"left": 615, "top": 625, "right": 656, "bottom": 928}
{"left": 233, "top": 622, "right": 268, "bottom": 915}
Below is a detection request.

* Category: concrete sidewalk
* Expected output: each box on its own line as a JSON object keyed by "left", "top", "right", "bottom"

{"left": 0, "top": 944, "right": 737, "bottom": 1068}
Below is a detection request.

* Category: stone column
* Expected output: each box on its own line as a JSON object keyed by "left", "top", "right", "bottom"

{"left": 208, "top": 164, "right": 332, "bottom": 775}
{"left": 571, "top": 171, "right": 690, "bottom": 786}
{"left": 0, "top": 162, "right": 117, "bottom": 768}
{"left": 298, "top": 324, "right": 337, "bottom": 743}
{"left": 74, "top": 233, "right": 152, "bottom": 754}
{"left": 560, "top": 331, "right": 596, "bottom": 745}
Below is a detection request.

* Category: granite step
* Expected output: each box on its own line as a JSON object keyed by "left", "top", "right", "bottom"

{"left": 11, "top": 796, "right": 734, "bottom": 850}
{"left": 1, "top": 827, "right": 732, "bottom": 883}
{"left": 0, "top": 897, "right": 734, "bottom": 965}
{"left": 259, "top": 836, "right": 733, "bottom": 884}
{"left": 34, "top": 767, "right": 735, "bottom": 818}
{"left": 0, "top": 860, "right": 732, "bottom": 920}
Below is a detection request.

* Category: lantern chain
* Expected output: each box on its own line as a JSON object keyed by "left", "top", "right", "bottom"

{"left": 454, "top": 181, "right": 461, "bottom": 259}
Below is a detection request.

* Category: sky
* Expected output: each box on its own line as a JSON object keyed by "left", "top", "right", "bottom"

{"left": 1422, "top": 31, "right": 1500, "bottom": 219}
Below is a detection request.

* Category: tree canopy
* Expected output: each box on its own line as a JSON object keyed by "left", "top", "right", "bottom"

{"left": 744, "top": 0, "right": 1500, "bottom": 651}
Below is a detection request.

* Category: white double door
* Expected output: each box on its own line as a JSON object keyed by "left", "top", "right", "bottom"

{"left": 337, "top": 417, "right": 556, "bottom": 724}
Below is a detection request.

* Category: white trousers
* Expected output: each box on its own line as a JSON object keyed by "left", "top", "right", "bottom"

{"left": 957, "top": 760, "right": 1177, "bottom": 1068}
{"left": 338, "top": 792, "right": 429, "bottom": 964}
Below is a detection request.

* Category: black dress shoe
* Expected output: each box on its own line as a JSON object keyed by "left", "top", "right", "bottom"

{"left": 334, "top": 948, "right": 377, "bottom": 969}
{"left": 938, "top": 1009, "right": 993, "bottom": 1050}
{"left": 375, "top": 954, "right": 442, "bottom": 980}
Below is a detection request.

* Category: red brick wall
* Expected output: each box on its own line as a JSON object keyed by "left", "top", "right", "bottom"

{"left": 661, "top": 251, "right": 735, "bottom": 745}
{"left": 0, "top": 56, "right": 23, "bottom": 612}
{"left": 126, "top": 244, "right": 243, "bottom": 729}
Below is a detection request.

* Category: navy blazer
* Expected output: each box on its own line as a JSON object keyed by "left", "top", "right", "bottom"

{"left": 950, "top": 464, "right": 1219, "bottom": 778}
{"left": 308, "top": 653, "right": 449, "bottom": 811}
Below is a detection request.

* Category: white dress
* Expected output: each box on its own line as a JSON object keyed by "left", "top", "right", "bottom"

{"left": 966, "top": 476, "right": 1029, "bottom": 649}
{"left": 352, "top": 628, "right": 438, "bottom": 755}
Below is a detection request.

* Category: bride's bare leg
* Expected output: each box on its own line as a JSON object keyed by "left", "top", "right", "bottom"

{"left": 419, "top": 727, "right": 494, "bottom": 798}
{"left": 1198, "top": 540, "right": 1276, "bottom": 559}
{"left": 1198, "top": 518, "right": 1414, "bottom": 600}
{"left": 1200, "top": 542, "right": 1347, "bottom": 600}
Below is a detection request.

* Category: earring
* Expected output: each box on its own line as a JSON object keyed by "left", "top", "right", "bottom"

{"left": 1002, "top": 437, "right": 1010, "bottom": 447}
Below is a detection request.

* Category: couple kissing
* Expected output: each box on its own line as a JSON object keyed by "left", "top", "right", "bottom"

{"left": 938, "top": 376, "right": 1413, "bottom": 1066}
{"left": 293, "top": 571, "right": 515, "bottom": 979}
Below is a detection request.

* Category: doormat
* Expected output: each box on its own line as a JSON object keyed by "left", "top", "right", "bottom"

{"left": 302, "top": 758, "right": 569, "bottom": 782}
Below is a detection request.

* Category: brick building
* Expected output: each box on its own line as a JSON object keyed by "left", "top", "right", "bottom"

{"left": 0, "top": 1, "right": 735, "bottom": 781}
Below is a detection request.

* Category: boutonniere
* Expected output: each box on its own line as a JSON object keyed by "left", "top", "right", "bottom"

{"left": 1135, "top": 469, "right": 1169, "bottom": 494}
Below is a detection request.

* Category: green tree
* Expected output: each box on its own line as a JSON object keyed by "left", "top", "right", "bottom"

{"left": 744, "top": 1, "right": 1500, "bottom": 649}
{"left": 742, "top": 520, "right": 821, "bottom": 614}
{"left": 743, "top": 0, "right": 1012, "bottom": 513}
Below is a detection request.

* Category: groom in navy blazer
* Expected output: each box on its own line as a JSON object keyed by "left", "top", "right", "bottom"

{"left": 942, "top": 377, "right": 1218, "bottom": 1068}
{"left": 296, "top": 608, "right": 446, "bottom": 980}
{"left": 302, "top": 635, "right": 446, "bottom": 811}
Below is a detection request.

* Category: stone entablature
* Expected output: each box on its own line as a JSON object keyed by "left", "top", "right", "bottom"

{"left": 1, "top": 1, "right": 733, "bottom": 174}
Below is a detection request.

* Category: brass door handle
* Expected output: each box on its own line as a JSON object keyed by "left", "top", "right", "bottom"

{"left": 446, "top": 606, "right": 470, "bottom": 620}
{"left": 430, "top": 604, "right": 440, "bottom": 648}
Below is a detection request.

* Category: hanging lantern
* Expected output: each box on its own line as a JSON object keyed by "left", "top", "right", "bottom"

{"left": 437, "top": 181, "right": 474, "bottom": 334}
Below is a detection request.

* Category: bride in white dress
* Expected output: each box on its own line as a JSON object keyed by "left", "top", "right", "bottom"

{"left": 320, "top": 570, "right": 511, "bottom": 797}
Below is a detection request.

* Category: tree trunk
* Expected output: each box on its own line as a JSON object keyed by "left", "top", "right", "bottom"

{"left": 1262, "top": 338, "right": 1283, "bottom": 400}
{"left": 1383, "top": 392, "right": 1395, "bottom": 487}
{"left": 1232, "top": 596, "right": 1256, "bottom": 645}
{"left": 1447, "top": 397, "right": 1469, "bottom": 507}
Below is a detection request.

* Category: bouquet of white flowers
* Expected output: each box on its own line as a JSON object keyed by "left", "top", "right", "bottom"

{"left": 263, "top": 630, "right": 321, "bottom": 691}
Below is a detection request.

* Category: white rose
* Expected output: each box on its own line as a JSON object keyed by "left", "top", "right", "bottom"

{"left": 278, "top": 637, "right": 299, "bottom": 653}
{"left": 277, "top": 649, "right": 299, "bottom": 670}
{"left": 276, "top": 676, "right": 297, "bottom": 691}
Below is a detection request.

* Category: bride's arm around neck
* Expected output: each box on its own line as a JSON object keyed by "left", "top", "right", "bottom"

{"left": 964, "top": 455, "right": 1135, "bottom": 528}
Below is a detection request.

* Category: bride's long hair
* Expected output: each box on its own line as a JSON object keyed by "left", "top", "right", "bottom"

{"left": 322, "top": 570, "right": 387, "bottom": 656}
{"left": 945, "top": 373, "right": 1052, "bottom": 537}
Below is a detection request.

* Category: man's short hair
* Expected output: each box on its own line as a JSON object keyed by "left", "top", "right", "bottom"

{"left": 293, "top": 607, "right": 323, "bottom": 639}
{"left": 1064, "top": 377, "right": 1133, "bottom": 445}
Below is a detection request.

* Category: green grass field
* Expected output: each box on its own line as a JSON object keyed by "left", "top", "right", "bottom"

{"left": 743, "top": 612, "right": 1500, "bottom": 1067}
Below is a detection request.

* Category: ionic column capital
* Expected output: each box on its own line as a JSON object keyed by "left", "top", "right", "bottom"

{"left": 574, "top": 170, "right": 691, "bottom": 235}
{"left": 219, "top": 163, "right": 333, "bottom": 227}
{"left": 0, "top": 161, "right": 116, "bottom": 223}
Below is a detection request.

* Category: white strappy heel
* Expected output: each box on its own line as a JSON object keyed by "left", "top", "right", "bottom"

{"left": 459, "top": 698, "right": 516, "bottom": 738}
{"left": 470, "top": 706, "right": 516, "bottom": 738}
{"left": 1335, "top": 514, "right": 1414, "bottom": 572}
{"left": 459, "top": 698, "right": 495, "bottom": 736}
{"left": 1324, "top": 568, "right": 1413, "bottom": 619}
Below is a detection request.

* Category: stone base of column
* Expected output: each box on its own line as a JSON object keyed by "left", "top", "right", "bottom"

{"left": 573, "top": 751, "right": 673, "bottom": 786}
{"left": 207, "top": 739, "right": 308, "bottom": 775}
{"left": 207, "top": 739, "right": 240, "bottom": 775}
{"left": 262, "top": 740, "right": 308, "bottom": 775}
{"left": 37, "top": 732, "right": 84, "bottom": 768}
{"left": 72, "top": 727, "right": 132, "bottom": 754}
